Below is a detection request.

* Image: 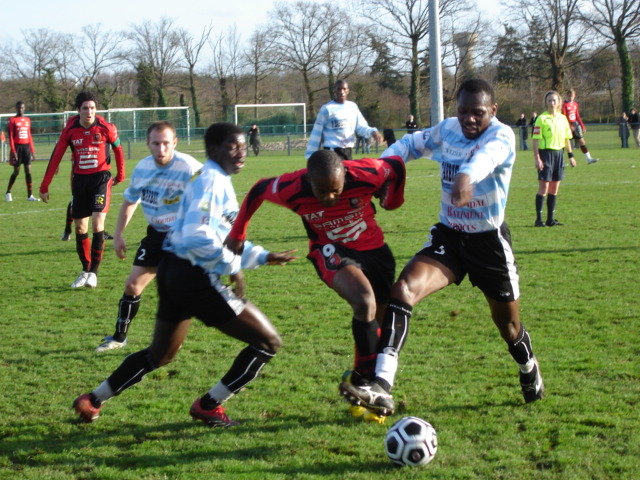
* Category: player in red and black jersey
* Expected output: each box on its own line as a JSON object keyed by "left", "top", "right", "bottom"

{"left": 226, "top": 150, "right": 406, "bottom": 418}
{"left": 39, "top": 91, "right": 125, "bottom": 288}
{"left": 562, "top": 89, "right": 598, "bottom": 164}
{"left": 5, "top": 101, "right": 38, "bottom": 202}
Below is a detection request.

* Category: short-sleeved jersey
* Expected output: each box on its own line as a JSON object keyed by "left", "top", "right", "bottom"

{"left": 382, "top": 117, "right": 516, "bottom": 233}
{"left": 123, "top": 151, "right": 202, "bottom": 232}
{"left": 7, "top": 116, "right": 35, "bottom": 153}
{"left": 163, "top": 159, "right": 268, "bottom": 276}
{"left": 228, "top": 157, "right": 406, "bottom": 252}
{"left": 40, "top": 114, "right": 125, "bottom": 194}
{"left": 532, "top": 111, "right": 572, "bottom": 151}
{"left": 305, "top": 100, "right": 379, "bottom": 159}
{"left": 562, "top": 100, "right": 584, "bottom": 129}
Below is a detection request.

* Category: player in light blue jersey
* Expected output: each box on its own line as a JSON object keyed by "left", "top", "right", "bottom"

{"left": 74, "top": 123, "right": 296, "bottom": 427}
{"left": 96, "top": 121, "right": 202, "bottom": 352}
{"left": 305, "top": 80, "right": 383, "bottom": 160}
{"left": 340, "top": 79, "right": 544, "bottom": 416}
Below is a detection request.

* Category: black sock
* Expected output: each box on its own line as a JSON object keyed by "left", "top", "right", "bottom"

{"left": 352, "top": 318, "right": 380, "bottom": 378}
{"left": 546, "top": 194, "right": 557, "bottom": 223}
{"left": 114, "top": 294, "right": 141, "bottom": 341}
{"left": 507, "top": 324, "right": 534, "bottom": 365}
{"left": 379, "top": 299, "right": 412, "bottom": 353}
{"left": 90, "top": 231, "right": 105, "bottom": 273}
{"left": 106, "top": 348, "right": 157, "bottom": 396}
{"left": 220, "top": 346, "right": 276, "bottom": 394}
{"left": 535, "top": 194, "right": 544, "bottom": 222}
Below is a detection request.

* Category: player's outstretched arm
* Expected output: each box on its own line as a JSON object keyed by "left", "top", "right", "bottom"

{"left": 266, "top": 249, "right": 298, "bottom": 265}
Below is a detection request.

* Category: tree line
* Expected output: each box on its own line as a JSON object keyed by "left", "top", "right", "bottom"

{"left": 1, "top": 0, "right": 639, "bottom": 130}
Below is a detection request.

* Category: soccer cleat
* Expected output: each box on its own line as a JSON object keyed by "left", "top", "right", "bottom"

{"left": 27, "top": 195, "right": 40, "bottom": 201}
{"left": 363, "top": 409, "right": 387, "bottom": 424}
{"left": 189, "top": 398, "right": 239, "bottom": 427}
{"left": 534, "top": 220, "right": 545, "bottom": 227}
{"left": 104, "top": 231, "right": 114, "bottom": 240}
{"left": 520, "top": 357, "right": 545, "bottom": 403}
{"left": 587, "top": 157, "right": 599, "bottom": 165}
{"left": 339, "top": 380, "right": 395, "bottom": 416}
{"left": 72, "top": 393, "right": 102, "bottom": 422}
{"left": 61, "top": 231, "right": 71, "bottom": 241}
{"left": 5, "top": 193, "right": 12, "bottom": 202}
{"left": 71, "top": 272, "right": 90, "bottom": 288}
{"left": 348, "top": 404, "right": 367, "bottom": 418}
{"left": 85, "top": 272, "right": 98, "bottom": 288}
{"left": 545, "top": 219, "right": 564, "bottom": 227}
{"left": 96, "top": 336, "right": 127, "bottom": 352}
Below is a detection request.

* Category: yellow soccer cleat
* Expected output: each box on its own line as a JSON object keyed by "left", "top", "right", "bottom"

{"left": 363, "top": 409, "right": 387, "bottom": 424}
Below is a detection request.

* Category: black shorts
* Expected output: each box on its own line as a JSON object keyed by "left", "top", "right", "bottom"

{"left": 537, "top": 149, "right": 565, "bottom": 182}
{"left": 71, "top": 171, "right": 113, "bottom": 218}
{"left": 416, "top": 223, "right": 520, "bottom": 302}
{"left": 324, "top": 147, "right": 352, "bottom": 160}
{"left": 133, "top": 227, "right": 167, "bottom": 268}
{"left": 11, "top": 144, "right": 32, "bottom": 167}
{"left": 307, "top": 243, "right": 395, "bottom": 305}
{"left": 156, "top": 252, "right": 246, "bottom": 325}
{"left": 570, "top": 122, "right": 584, "bottom": 139}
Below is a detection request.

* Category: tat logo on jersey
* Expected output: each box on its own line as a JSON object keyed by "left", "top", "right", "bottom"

{"left": 72, "top": 139, "right": 83, "bottom": 146}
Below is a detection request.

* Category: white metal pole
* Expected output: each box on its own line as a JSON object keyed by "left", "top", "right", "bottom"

{"left": 429, "top": 0, "right": 444, "bottom": 125}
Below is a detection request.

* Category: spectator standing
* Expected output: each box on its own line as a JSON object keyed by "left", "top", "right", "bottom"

{"left": 628, "top": 108, "right": 640, "bottom": 147}
{"left": 305, "top": 80, "right": 383, "bottom": 160}
{"left": 617, "top": 112, "right": 630, "bottom": 148}
{"left": 5, "top": 101, "right": 39, "bottom": 202}
{"left": 247, "top": 124, "right": 261, "bottom": 156}
{"left": 529, "top": 112, "right": 538, "bottom": 137}
{"left": 515, "top": 113, "right": 529, "bottom": 150}
{"left": 405, "top": 114, "right": 418, "bottom": 134}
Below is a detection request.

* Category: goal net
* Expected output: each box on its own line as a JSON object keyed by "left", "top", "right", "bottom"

{"left": 234, "top": 103, "right": 307, "bottom": 136}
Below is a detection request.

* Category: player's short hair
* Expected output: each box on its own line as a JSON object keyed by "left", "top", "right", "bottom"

{"left": 307, "top": 150, "right": 344, "bottom": 178}
{"left": 567, "top": 88, "right": 576, "bottom": 96}
{"left": 147, "top": 121, "right": 176, "bottom": 140}
{"left": 204, "top": 123, "right": 244, "bottom": 149}
{"left": 456, "top": 79, "right": 495, "bottom": 105}
{"left": 16, "top": 101, "right": 24, "bottom": 109}
{"left": 75, "top": 91, "right": 98, "bottom": 109}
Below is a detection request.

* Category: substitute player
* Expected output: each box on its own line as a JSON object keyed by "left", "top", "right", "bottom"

{"left": 40, "top": 91, "right": 125, "bottom": 288}
{"left": 73, "top": 123, "right": 296, "bottom": 427}
{"left": 96, "top": 121, "right": 202, "bottom": 352}
{"left": 5, "top": 101, "right": 39, "bottom": 202}
{"left": 562, "top": 89, "right": 598, "bottom": 165}
{"left": 340, "top": 79, "right": 544, "bottom": 417}
{"left": 225, "top": 149, "right": 406, "bottom": 419}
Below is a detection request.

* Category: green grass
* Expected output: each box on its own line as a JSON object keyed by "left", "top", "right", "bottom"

{"left": 1, "top": 130, "right": 638, "bottom": 479}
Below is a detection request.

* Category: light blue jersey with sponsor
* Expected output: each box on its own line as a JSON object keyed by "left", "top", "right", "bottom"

{"left": 381, "top": 117, "right": 516, "bottom": 233}
{"left": 164, "top": 159, "right": 269, "bottom": 275}
{"left": 123, "top": 151, "right": 202, "bottom": 232}
{"left": 305, "top": 100, "right": 378, "bottom": 159}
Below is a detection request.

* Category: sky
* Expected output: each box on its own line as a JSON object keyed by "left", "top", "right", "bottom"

{"left": 0, "top": 0, "right": 501, "bottom": 46}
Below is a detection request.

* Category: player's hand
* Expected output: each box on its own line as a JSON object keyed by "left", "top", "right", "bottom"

{"left": 113, "top": 236, "right": 127, "bottom": 259}
{"left": 230, "top": 271, "right": 246, "bottom": 298}
{"left": 40, "top": 192, "right": 49, "bottom": 203}
{"left": 372, "top": 131, "right": 384, "bottom": 145}
{"left": 224, "top": 236, "right": 245, "bottom": 255}
{"left": 569, "top": 158, "right": 577, "bottom": 168}
{"left": 9, "top": 152, "right": 16, "bottom": 162}
{"left": 535, "top": 158, "right": 544, "bottom": 171}
{"left": 451, "top": 173, "right": 473, "bottom": 207}
{"left": 266, "top": 249, "right": 298, "bottom": 266}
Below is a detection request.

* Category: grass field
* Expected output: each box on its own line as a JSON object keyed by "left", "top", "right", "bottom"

{"left": 1, "top": 126, "right": 639, "bottom": 479}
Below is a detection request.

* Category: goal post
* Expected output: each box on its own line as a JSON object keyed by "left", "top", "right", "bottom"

{"left": 234, "top": 103, "right": 307, "bottom": 137}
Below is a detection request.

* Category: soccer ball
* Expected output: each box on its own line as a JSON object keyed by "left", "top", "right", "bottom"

{"left": 384, "top": 416, "right": 437, "bottom": 467}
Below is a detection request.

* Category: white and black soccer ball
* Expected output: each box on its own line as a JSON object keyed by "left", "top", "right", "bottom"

{"left": 384, "top": 416, "right": 437, "bottom": 467}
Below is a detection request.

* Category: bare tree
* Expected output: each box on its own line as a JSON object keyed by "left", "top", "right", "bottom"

{"left": 507, "top": 0, "right": 588, "bottom": 92}
{"left": 582, "top": 0, "right": 640, "bottom": 112}
{"left": 352, "top": 0, "right": 471, "bottom": 125}
{"left": 209, "top": 25, "right": 244, "bottom": 120}
{"left": 244, "top": 26, "right": 278, "bottom": 116}
{"left": 126, "top": 18, "right": 182, "bottom": 107}
{"left": 178, "top": 24, "right": 213, "bottom": 127}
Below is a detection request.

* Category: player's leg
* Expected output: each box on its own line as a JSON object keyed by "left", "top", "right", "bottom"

{"left": 332, "top": 264, "right": 380, "bottom": 381}
{"left": 487, "top": 297, "right": 544, "bottom": 403}
{"left": 545, "top": 180, "right": 562, "bottom": 226}
{"left": 5, "top": 164, "right": 20, "bottom": 201}
{"left": 23, "top": 161, "right": 36, "bottom": 200}
{"left": 96, "top": 266, "right": 157, "bottom": 352}
{"left": 536, "top": 166, "right": 551, "bottom": 227}
{"left": 62, "top": 201, "right": 73, "bottom": 241}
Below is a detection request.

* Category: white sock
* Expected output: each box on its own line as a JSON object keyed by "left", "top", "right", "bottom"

{"left": 517, "top": 358, "right": 536, "bottom": 374}
{"left": 375, "top": 348, "right": 399, "bottom": 389}
{"left": 207, "top": 381, "right": 234, "bottom": 404}
{"left": 93, "top": 380, "right": 114, "bottom": 403}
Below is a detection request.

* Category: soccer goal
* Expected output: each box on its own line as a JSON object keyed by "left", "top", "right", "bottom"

{"left": 234, "top": 103, "right": 307, "bottom": 136}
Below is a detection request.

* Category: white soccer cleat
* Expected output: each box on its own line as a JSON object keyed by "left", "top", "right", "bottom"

{"left": 71, "top": 272, "right": 90, "bottom": 288}
{"left": 5, "top": 193, "right": 12, "bottom": 202}
{"left": 27, "top": 195, "right": 40, "bottom": 201}
{"left": 587, "top": 157, "right": 599, "bottom": 165}
{"left": 85, "top": 272, "right": 98, "bottom": 288}
{"left": 95, "top": 336, "right": 127, "bottom": 352}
